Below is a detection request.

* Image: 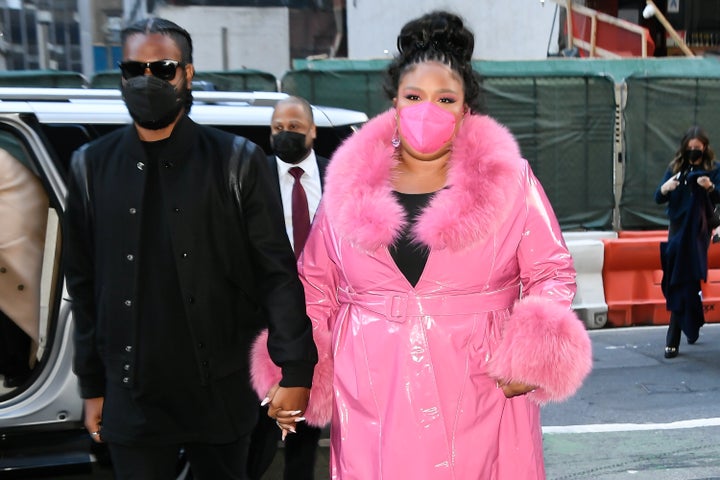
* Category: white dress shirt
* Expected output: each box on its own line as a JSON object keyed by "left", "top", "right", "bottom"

{"left": 276, "top": 150, "right": 322, "bottom": 251}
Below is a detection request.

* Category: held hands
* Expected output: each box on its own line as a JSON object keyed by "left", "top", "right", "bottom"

{"left": 660, "top": 175, "right": 680, "bottom": 195}
{"left": 496, "top": 379, "right": 537, "bottom": 398}
{"left": 262, "top": 384, "right": 310, "bottom": 441}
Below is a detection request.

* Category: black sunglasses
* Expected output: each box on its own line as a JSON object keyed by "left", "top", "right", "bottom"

{"left": 118, "top": 59, "right": 185, "bottom": 81}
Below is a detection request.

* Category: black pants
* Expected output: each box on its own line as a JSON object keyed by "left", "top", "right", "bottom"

{"left": 247, "top": 407, "right": 322, "bottom": 480}
{"left": 0, "top": 310, "right": 31, "bottom": 377}
{"left": 108, "top": 435, "right": 251, "bottom": 480}
{"left": 666, "top": 282, "right": 705, "bottom": 348}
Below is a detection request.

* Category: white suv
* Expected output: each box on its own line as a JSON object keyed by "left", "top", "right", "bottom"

{"left": 0, "top": 87, "right": 366, "bottom": 476}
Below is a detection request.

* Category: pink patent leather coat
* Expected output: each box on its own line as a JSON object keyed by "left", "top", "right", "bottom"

{"left": 252, "top": 111, "right": 592, "bottom": 480}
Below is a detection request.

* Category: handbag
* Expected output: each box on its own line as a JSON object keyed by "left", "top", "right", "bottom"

{"left": 709, "top": 204, "right": 720, "bottom": 230}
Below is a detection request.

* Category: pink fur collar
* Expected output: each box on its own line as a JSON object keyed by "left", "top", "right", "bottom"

{"left": 323, "top": 110, "right": 524, "bottom": 252}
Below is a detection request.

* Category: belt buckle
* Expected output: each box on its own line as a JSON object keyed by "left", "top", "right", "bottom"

{"left": 387, "top": 295, "right": 408, "bottom": 322}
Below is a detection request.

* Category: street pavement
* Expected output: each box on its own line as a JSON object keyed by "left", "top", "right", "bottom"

{"left": 39, "top": 324, "right": 720, "bottom": 479}
{"left": 541, "top": 323, "right": 720, "bottom": 480}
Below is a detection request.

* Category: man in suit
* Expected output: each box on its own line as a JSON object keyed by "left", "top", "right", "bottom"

{"left": 247, "top": 96, "right": 327, "bottom": 480}
{"left": 64, "top": 19, "right": 316, "bottom": 480}
{"left": 266, "top": 96, "right": 328, "bottom": 256}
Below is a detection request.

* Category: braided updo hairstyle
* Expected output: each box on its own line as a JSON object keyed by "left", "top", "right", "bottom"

{"left": 384, "top": 11, "right": 484, "bottom": 114}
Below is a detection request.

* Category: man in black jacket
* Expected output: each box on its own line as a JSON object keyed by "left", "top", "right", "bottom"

{"left": 247, "top": 96, "right": 328, "bottom": 480}
{"left": 63, "top": 18, "right": 317, "bottom": 480}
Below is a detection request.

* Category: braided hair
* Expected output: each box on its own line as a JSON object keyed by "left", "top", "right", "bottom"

{"left": 384, "top": 11, "right": 484, "bottom": 114}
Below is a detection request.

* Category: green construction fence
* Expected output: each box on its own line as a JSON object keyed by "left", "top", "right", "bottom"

{"left": 5, "top": 58, "right": 720, "bottom": 232}
{"left": 283, "top": 57, "right": 720, "bottom": 231}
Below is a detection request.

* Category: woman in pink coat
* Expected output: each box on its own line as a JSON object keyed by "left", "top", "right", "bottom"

{"left": 252, "top": 10, "right": 592, "bottom": 480}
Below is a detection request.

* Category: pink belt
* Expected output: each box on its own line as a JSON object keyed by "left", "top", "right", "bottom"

{"left": 336, "top": 284, "right": 521, "bottom": 322}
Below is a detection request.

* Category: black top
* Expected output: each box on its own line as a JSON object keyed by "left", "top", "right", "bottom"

{"left": 136, "top": 139, "right": 194, "bottom": 394}
{"left": 389, "top": 191, "right": 435, "bottom": 287}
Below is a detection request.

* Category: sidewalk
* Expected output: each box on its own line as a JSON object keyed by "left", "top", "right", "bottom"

{"left": 544, "top": 426, "right": 720, "bottom": 479}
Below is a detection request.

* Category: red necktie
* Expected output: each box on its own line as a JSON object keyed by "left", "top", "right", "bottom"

{"left": 289, "top": 166, "right": 310, "bottom": 257}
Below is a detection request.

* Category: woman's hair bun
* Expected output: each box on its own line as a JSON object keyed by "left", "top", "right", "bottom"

{"left": 396, "top": 11, "right": 474, "bottom": 63}
{"left": 384, "top": 10, "right": 484, "bottom": 114}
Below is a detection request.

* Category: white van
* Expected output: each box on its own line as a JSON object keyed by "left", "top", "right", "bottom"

{"left": 0, "top": 88, "right": 367, "bottom": 476}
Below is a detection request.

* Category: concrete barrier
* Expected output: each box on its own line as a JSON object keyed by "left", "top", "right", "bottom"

{"left": 566, "top": 239, "right": 608, "bottom": 329}
{"left": 563, "top": 231, "right": 618, "bottom": 243}
{"left": 563, "top": 232, "right": 617, "bottom": 329}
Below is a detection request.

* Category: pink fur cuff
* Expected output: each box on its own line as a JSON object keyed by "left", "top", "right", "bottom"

{"left": 249, "top": 329, "right": 334, "bottom": 427}
{"left": 487, "top": 296, "right": 592, "bottom": 404}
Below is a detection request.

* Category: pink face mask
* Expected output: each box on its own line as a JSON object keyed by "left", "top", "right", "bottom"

{"left": 398, "top": 102, "right": 457, "bottom": 154}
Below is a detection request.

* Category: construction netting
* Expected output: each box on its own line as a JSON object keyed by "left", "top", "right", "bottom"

{"left": 283, "top": 57, "right": 720, "bottom": 231}
{"left": 4, "top": 57, "right": 720, "bottom": 231}
{"left": 622, "top": 75, "right": 720, "bottom": 229}
{"left": 481, "top": 75, "right": 616, "bottom": 230}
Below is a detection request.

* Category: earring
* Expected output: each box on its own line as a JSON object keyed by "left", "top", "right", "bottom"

{"left": 391, "top": 128, "right": 400, "bottom": 148}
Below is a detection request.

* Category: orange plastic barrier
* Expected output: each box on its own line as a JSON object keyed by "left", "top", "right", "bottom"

{"left": 602, "top": 234, "right": 720, "bottom": 327}
{"left": 602, "top": 237, "right": 667, "bottom": 327}
{"left": 617, "top": 230, "right": 668, "bottom": 239}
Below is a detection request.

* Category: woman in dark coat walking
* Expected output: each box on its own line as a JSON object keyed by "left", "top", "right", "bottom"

{"left": 655, "top": 126, "right": 720, "bottom": 358}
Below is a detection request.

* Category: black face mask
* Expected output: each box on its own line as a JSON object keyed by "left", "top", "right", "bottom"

{"left": 121, "top": 75, "right": 187, "bottom": 130}
{"left": 685, "top": 149, "right": 704, "bottom": 162}
{"left": 271, "top": 131, "right": 311, "bottom": 164}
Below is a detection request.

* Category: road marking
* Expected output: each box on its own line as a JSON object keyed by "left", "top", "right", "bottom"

{"left": 543, "top": 418, "right": 720, "bottom": 433}
{"left": 318, "top": 419, "right": 720, "bottom": 445}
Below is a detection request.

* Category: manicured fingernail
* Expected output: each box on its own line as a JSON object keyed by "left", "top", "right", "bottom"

{"left": 289, "top": 427, "right": 296, "bottom": 434}
{"left": 294, "top": 417, "right": 306, "bottom": 423}
{"left": 289, "top": 410, "right": 302, "bottom": 415}
{"left": 281, "top": 430, "right": 287, "bottom": 442}
{"left": 260, "top": 397, "right": 270, "bottom": 406}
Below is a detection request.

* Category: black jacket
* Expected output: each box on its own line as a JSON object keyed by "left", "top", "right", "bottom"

{"left": 64, "top": 116, "right": 317, "bottom": 404}
{"left": 656, "top": 167, "right": 720, "bottom": 322}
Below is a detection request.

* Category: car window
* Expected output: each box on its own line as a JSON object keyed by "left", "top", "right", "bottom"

{"left": 36, "top": 124, "right": 94, "bottom": 178}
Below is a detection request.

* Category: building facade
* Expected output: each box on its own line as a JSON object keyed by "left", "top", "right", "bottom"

{"left": 0, "top": 0, "right": 717, "bottom": 80}
{"left": 0, "top": 0, "right": 82, "bottom": 71}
